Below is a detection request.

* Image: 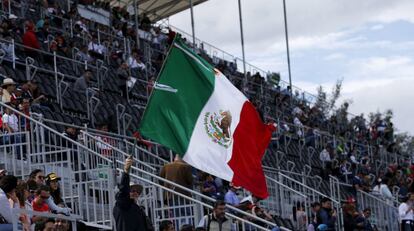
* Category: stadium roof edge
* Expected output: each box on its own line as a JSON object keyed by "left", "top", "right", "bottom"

{"left": 109, "top": 0, "right": 209, "bottom": 22}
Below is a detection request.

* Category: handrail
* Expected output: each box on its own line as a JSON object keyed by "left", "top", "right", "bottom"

{"left": 126, "top": 168, "right": 288, "bottom": 231}
{"left": 118, "top": 161, "right": 282, "bottom": 230}
{"left": 279, "top": 173, "right": 339, "bottom": 203}
{"left": 0, "top": 102, "right": 113, "bottom": 164}
{"left": 123, "top": 139, "right": 169, "bottom": 165}
{"left": 81, "top": 131, "right": 156, "bottom": 172}
{"left": 265, "top": 175, "right": 307, "bottom": 198}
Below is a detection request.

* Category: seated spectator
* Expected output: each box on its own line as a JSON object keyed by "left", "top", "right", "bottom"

{"left": 45, "top": 173, "right": 64, "bottom": 206}
{"left": 224, "top": 183, "right": 241, "bottom": 207}
{"left": 95, "top": 124, "right": 113, "bottom": 157}
{"left": 128, "top": 51, "right": 146, "bottom": 71}
{"left": 29, "top": 169, "right": 45, "bottom": 187}
{"left": 201, "top": 174, "right": 219, "bottom": 199}
{"left": 0, "top": 34, "right": 15, "bottom": 60}
{"left": 308, "top": 202, "right": 321, "bottom": 231}
{"left": 319, "top": 147, "right": 332, "bottom": 168}
{"left": 74, "top": 69, "right": 92, "bottom": 93}
{"left": 22, "top": 21, "right": 40, "bottom": 58}
{"left": 0, "top": 169, "right": 6, "bottom": 178}
{"left": 316, "top": 197, "right": 336, "bottom": 230}
{"left": 88, "top": 36, "right": 105, "bottom": 60}
{"left": 15, "top": 181, "right": 31, "bottom": 230}
{"left": 160, "top": 220, "right": 175, "bottom": 231}
{"left": 180, "top": 224, "right": 194, "bottom": 231}
{"left": 197, "top": 200, "right": 233, "bottom": 231}
{"left": 292, "top": 202, "right": 307, "bottom": 231}
{"left": 76, "top": 45, "right": 93, "bottom": 63}
{"left": 354, "top": 208, "right": 374, "bottom": 231}
{"left": 2, "top": 78, "right": 16, "bottom": 103}
{"left": 2, "top": 103, "right": 22, "bottom": 145}
{"left": 372, "top": 178, "right": 393, "bottom": 200}
{"left": 0, "top": 175, "right": 18, "bottom": 230}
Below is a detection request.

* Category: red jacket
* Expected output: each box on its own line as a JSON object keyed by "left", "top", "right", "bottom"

{"left": 22, "top": 29, "right": 40, "bottom": 51}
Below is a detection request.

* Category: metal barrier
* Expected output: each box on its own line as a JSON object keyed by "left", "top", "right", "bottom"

{"left": 275, "top": 172, "right": 344, "bottom": 231}
{"left": 12, "top": 208, "right": 82, "bottom": 231}
{"left": 122, "top": 162, "right": 291, "bottom": 231}
{"left": 357, "top": 190, "right": 399, "bottom": 231}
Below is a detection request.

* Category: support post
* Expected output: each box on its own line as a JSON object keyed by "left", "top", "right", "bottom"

{"left": 283, "top": 0, "right": 293, "bottom": 93}
{"left": 134, "top": 0, "right": 140, "bottom": 49}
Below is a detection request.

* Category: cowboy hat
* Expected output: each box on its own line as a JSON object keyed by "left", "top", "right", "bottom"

{"left": 2, "top": 78, "right": 16, "bottom": 87}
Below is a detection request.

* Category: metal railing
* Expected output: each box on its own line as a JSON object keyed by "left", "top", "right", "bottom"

{"left": 12, "top": 208, "right": 82, "bottom": 231}
{"left": 357, "top": 190, "right": 399, "bottom": 231}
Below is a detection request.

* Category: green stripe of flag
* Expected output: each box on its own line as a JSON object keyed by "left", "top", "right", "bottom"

{"left": 139, "top": 39, "right": 216, "bottom": 155}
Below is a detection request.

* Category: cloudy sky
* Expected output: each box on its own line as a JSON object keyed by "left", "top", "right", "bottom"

{"left": 169, "top": 0, "right": 414, "bottom": 134}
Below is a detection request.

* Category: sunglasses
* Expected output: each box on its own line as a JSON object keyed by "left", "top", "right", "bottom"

{"left": 130, "top": 189, "right": 141, "bottom": 193}
{"left": 37, "top": 176, "right": 45, "bottom": 179}
{"left": 40, "top": 195, "right": 50, "bottom": 199}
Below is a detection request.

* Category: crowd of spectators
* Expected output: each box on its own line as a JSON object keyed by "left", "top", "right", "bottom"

{"left": 0, "top": 168, "right": 72, "bottom": 231}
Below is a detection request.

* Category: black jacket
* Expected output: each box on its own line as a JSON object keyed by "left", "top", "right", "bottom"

{"left": 113, "top": 172, "right": 149, "bottom": 231}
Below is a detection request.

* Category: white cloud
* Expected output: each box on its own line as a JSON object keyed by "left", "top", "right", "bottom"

{"left": 324, "top": 53, "right": 346, "bottom": 61}
{"left": 370, "top": 24, "right": 385, "bottom": 31}
{"left": 168, "top": 0, "right": 414, "bottom": 134}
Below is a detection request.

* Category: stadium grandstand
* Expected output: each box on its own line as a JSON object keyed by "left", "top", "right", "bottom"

{"left": 0, "top": 0, "right": 410, "bottom": 231}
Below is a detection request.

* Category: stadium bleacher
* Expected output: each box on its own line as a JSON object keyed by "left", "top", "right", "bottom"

{"left": 0, "top": 0, "right": 408, "bottom": 230}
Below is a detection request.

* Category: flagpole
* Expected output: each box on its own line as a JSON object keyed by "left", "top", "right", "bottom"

{"left": 237, "top": 0, "right": 247, "bottom": 93}
{"left": 283, "top": 0, "right": 292, "bottom": 94}
{"left": 138, "top": 36, "right": 178, "bottom": 129}
{"left": 189, "top": 0, "right": 196, "bottom": 51}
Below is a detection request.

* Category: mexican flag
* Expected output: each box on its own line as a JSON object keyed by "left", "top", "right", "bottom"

{"left": 139, "top": 38, "right": 275, "bottom": 198}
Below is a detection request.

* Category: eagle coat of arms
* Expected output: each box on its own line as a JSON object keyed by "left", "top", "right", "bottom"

{"left": 204, "top": 110, "right": 232, "bottom": 148}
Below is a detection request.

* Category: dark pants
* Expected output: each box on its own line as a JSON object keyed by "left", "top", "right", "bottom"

{"left": 401, "top": 220, "right": 414, "bottom": 231}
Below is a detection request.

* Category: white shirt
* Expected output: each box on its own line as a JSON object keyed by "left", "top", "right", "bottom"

{"left": 88, "top": 42, "right": 104, "bottom": 54}
{"left": 319, "top": 149, "right": 331, "bottom": 162}
{"left": 373, "top": 184, "right": 393, "bottom": 199}
{"left": 127, "top": 56, "right": 146, "bottom": 70}
{"left": 350, "top": 155, "right": 358, "bottom": 164}
{"left": 399, "top": 202, "right": 414, "bottom": 221}
{"left": 0, "top": 188, "right": 13, "bottom": 223}
{"left": 292, "top": 107, "right": 303, "bottom": 116}
{"left": 2, "top": 113, "right": 19, "bottom": 132}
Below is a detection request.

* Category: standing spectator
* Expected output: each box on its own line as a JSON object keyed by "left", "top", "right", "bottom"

{"left": 2, "top": 78, "right": 16, "bottom": 103}
{"left": 160, "top": 155, "right": 193, "bottom": 201}
{"left": 113, "top": 157, "right": 152, "bottom": 231}
{"left": 22, "top": 21, "right": 40, "bottom": 58}
{"left": 316, "top": 198, "right": 336, "bottom": 230}
{"left": 399, "top": 193, "right": 414, "bottom": 231}
{"left": 197, "top": 200, "right": 233, "bottom": 231}
{"left": 0, "top": 175, "right": 18, "bottom": 230}
{"left": 2, "top": 103, "right": 21, "bottom": 145}
{"left": 116, "top": 62, "right": 130, "bottom": 97}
